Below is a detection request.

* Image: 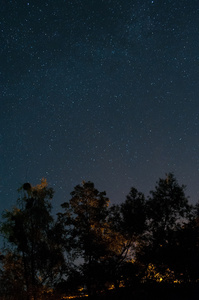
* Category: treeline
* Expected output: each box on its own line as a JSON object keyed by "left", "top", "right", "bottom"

{"left": 0, "top": 173, "right": 199, "bottom": 300}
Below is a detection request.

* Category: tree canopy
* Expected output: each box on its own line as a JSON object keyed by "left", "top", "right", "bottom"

{"left": 0, "top": 174, "right": 199, "bottom": 299}
{"left": 0, "top": 179, "right": 64, "bottom": 300}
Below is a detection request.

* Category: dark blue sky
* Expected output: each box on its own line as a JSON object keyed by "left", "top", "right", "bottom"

{"left": 1, "top": 0, "right": 199, "bottom": 213}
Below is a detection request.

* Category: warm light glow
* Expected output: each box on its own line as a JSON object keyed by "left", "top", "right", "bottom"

{"left": 144, "top": 263, "right": 176, "bottom": 283}
{"left": 62, "top": 295, "right": 88, "bottom": 299}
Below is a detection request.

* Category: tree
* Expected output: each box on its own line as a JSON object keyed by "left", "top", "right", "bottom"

{"left": 142, "top": 173, "right": 193, "bottom": 279}
{"left": 108, "top": 187, "right": 147, "bottom": 286}
{"left": 166, "top": 203, "right": 199, "bottom": 282}
{"left": 59, "top": 181, "right": 125, "bottom": 295}
{"left": 0, "top": 179, "right": 64, "bottom": 300}
{"left": 0, "top": 251, "right": 29, "bottom": 300}
{"left": 147, "top": 173, "right": 191, "bottom": 232}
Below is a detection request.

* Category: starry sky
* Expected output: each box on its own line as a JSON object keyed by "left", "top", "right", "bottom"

{"left": 1, "top": 0, "right": 199, "bottom": 213}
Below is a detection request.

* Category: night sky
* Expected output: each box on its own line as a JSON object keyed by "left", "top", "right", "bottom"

{"left": 1, "top": 0, "right": 199, "bottom": 213}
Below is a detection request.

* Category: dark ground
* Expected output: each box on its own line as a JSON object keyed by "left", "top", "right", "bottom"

{"left": 78, "top": 284, "right": 199, "bottom": 300}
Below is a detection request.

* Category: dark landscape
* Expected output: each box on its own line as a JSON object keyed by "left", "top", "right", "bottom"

{"left": 0, "top": 174, "right": 199, "bottom": 299}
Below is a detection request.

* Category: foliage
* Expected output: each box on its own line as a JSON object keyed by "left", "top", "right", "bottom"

{"left": 121, "top": 187, "right": 147, "bottom": 237}
{"left": 167, "top": 217, "right": 199, "bottom": 282}
{"left": 107, "top": 187, "right": 147, "bottom": 286}
{"left": 0, "top": 251, "right": 26, "bottom": 299}
{"left": 59, "top": 181, "right": 128, "bottom": 294}
{"left": 0, "top": 174, "right": 199, "bottom": 299}
{"left": 147, "top": 173, "right": 192, "bottom": 232}
{"left": 0, "top": 179, "right": 65, "bottom": 300}
{"left": 143, "top": 263, "right": 176, "bottom": 283}
{"left": 140, "top": 173, "right": 194, "bottom": 280}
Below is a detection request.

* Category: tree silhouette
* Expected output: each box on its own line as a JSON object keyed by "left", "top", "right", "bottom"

{"left": 0, "top": 179, "right": 64, "bottom": 300}
{"left": 108, "top": 187, "right": 147, "bottom": 286}
{"left": 59, "top": 181, "right": 126, "bottom": 295}
{"left": 141, "top": 173, "right": 193, "bottom": 279}
{"left": 166, "top": 208, "right": 199, "bottom": 282}
{"left": 0, "top": 174, "right": 198, "bottom": 299}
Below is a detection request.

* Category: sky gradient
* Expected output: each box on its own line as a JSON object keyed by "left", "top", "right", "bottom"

{"left": 1, "top": 0, "right": 199, "bottom": 213}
